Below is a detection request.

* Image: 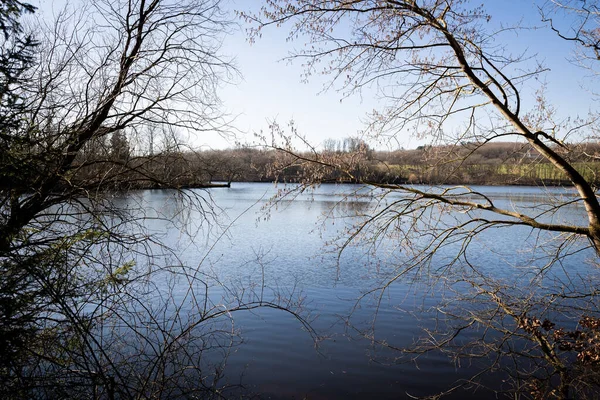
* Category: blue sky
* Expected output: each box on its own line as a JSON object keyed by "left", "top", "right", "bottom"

{"left": 218, "top": 0, "right": 381, "bottom": 149}
{"left": 220, "top": 0, "right": 597, "bottom": 150}
{"left": 32, "top": 0, "right": 598, "bottom": 150}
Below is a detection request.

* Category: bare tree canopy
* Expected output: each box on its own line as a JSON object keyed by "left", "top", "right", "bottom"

{"left": 1, "top": 0, "right": 234, "bottom": 241}
{"left": 541, "top": 0, "right": 600, "bottom": 66}
{"left": 242, "top": 1, "right": 600, "bottom": 398}
{"left": 0, "top": 1, "right": 314, "bottom": 398}
{"left": 242, "top": 0, "right": 600, "bottom": 252}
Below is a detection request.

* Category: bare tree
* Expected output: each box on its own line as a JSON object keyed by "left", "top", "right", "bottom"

{"left": 540, "top": 0, "right": 600, "bottom": 69}
{"left": 243, "top": 1, "right": 600, "bottom": 398}
{"left": 0, "top": 1, "right": 314, "bottom": 398}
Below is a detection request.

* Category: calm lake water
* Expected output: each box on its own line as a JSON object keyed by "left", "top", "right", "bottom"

{"left": 124, "top": 183, "right": 595, "bottom": 399}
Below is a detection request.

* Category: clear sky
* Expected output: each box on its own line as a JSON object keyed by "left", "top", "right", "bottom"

{"left": 220, "top": 0, "right": 598, "bottom": 150}
{"left": 218, "top": 0, "right": 383, "bottom": 149}
{"left": 31, "top": 0, "right": 598, "bottom": 150}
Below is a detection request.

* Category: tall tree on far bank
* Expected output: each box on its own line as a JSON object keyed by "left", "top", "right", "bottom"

{"left": 110, "top": 130, "right": 130, "bottom": 162}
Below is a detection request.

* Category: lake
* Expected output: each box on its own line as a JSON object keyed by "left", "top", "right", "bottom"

{"left": 121, "top": 183, "right": 595, "bottom": 399}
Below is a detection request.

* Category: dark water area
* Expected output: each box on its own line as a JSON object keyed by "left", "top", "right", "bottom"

{"left": 123, "top": 183, "right": 595, "bottom": 399}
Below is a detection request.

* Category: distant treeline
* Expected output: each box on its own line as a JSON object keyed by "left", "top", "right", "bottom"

{"left": 183, "top": 141, "right": 600, "bottom": 187}
{"left": 58, "top": 138, "right": 600, "bottom": 190}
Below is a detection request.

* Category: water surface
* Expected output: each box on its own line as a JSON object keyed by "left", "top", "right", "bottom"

{"left": 128, "top": 183, "right": 594, "bottom": 399}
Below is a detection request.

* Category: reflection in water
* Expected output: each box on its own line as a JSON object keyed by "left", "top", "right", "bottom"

{"left": 109, "top": 183, "right": 596, "bottom": 399}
